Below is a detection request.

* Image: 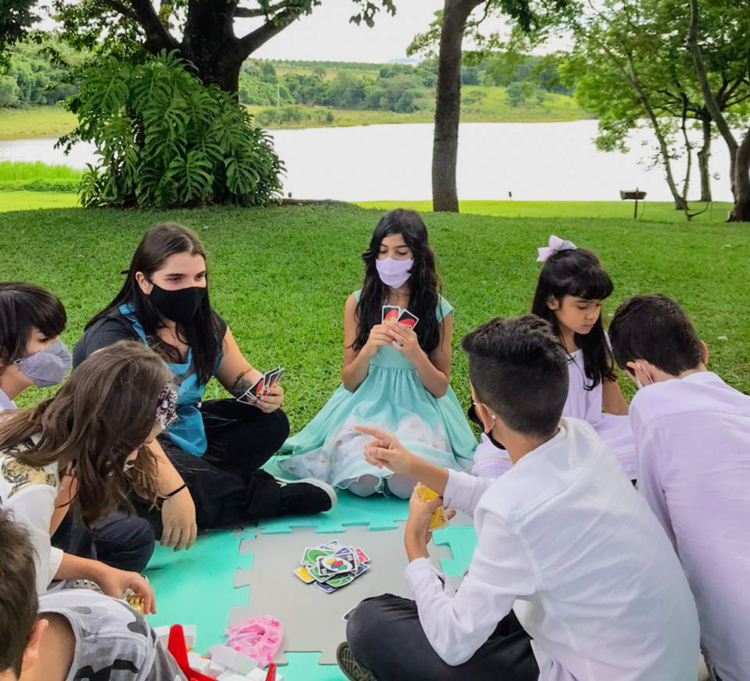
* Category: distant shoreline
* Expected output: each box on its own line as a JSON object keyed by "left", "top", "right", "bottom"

{"left": 0, "top": 102, "right": 593, "bottom": 142}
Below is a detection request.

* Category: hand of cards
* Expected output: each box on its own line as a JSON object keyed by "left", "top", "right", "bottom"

{"left": 236, "top": 367, "right": 284, "bottom": 405}
{"left": 415, "top": 482, "right": 449, "bottom": 531}
{"left": 294, "top": 540, "right": 371, "bottom": 594}
{"left": 382, "top": 305, "right": 419, "bottom": 328}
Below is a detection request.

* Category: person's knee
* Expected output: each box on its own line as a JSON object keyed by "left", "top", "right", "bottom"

{"left": 267, "top": 409, "right": 290, "bottom": 451}
{"left": 386, "top": 474, "right": 415, "bottom": 500}
{"left": 347, "top": 476, "right": 379, "bottom": 498}
{"left": 347, "top": 597, "right": 388, "bottom": 658}
{"left": 96, "top": 515, "right": 156, "bottom": 572}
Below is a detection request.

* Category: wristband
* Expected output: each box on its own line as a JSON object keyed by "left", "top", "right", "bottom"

{"left": 162, "top": 483, "right": 187, "bottom": 500}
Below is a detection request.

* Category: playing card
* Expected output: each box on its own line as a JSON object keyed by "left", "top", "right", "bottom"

{"left": 333, "top": 547, "right": 359, "bottom": 570}
{"left": 342, "top": 606, "right": 357, "bottom": 622}
{"left": 355, "top": 548, "right": 370, "bottom": 564}
{"left": 397, "top": 309, "right": 419, "bottom": 329}
{"left": 308, "top": 565, "right": 333, "bottom": 583}
{"left": 319, "top": 540, "right": 341, "bottom": 552}
{"left": 430, "top": 506, "right": 449, "bottom": 531}
{"left": 302, "top": 547, "right": 334, "bottom": 566}
{"left": 314, "top": 581, "right": 337, "bottom": 594}
{"left": 382, "top": 305, "right": 401, "bottom": 324}
{"left": 326, "top": 572, "right": 356, "bottom": 589}
{"left": 294, "top": 566, "right": 315, "bottom": 584}
{"left": 317, "top": 554, "right": 355, "bottom": 576}
{"left": 267, "top": 367, "right": 284, "bottom": 391}
{"left": 236, "top": 375, "right": 264, "bottom": 404}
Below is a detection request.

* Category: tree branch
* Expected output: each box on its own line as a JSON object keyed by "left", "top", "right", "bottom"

{"left": 101, "top": 0, "right": 138, "bottom": 22}
{"left": 238, "top": 6, "right": 302, "bottom": 55}
{"left": 234, "top": 2, "right": 289, "bottom": 19}
{"left": 129, "top": 0, "right": 180, "bottom": 53}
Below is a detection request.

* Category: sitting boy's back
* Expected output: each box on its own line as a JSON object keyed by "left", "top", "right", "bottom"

{"left": 478, "top": 417, "right": 699, "bottom": 680}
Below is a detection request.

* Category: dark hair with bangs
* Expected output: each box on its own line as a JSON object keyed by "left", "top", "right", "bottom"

{"left": 531, "top": 248, "right": 616, "bottom": 389}
{"left": 354, "top": 210, "right": 442, "bottom": 354}
{"left": 0, "top": 282, "right": 66, "bottom": 367}
{"left": 85, "top": 223, "right": 222, "bottom": 385}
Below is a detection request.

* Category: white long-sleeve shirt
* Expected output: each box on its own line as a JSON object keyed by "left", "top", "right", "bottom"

{"left": 0, "top": 441, "right": 64, "bottom": 594}
{"left": 629, "top": 372, "right": 750, "bottom": 681}
{"left": 405, "top": 418, "right": 700, "bottom": 681}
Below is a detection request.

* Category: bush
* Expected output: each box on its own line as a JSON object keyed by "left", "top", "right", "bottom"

{"left": 61, "top": 51, "right": 284, "bottom": 208}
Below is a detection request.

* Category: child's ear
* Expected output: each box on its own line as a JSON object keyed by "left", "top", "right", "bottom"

{"left": 546, "top": 296, "right": 559, "bottom": 311}
{"left": 21, "top": 619, "right": 48, "bottom": 676}
{"left": 700, "top": 340, "right": 709, "bottom": 366}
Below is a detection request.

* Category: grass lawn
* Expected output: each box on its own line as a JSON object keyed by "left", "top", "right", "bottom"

{"left": 0, "top": 191, "right": 80, "bottom": 211}
{"left": 2, "top": 203, "right": 748, "bottom": 426}
{"left": 0, "top": 107, "right": 78, "bottom": 140}
{"left": 358, "top": 200, "right": 735, "bottom": 224}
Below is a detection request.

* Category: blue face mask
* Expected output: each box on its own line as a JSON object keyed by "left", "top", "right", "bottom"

{"left": 15, "top": 340, "right": 72, "bottom": 387}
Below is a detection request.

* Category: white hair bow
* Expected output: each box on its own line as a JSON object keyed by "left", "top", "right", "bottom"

{"left": 537, "top": 235, "right": 577, "bottom": 263}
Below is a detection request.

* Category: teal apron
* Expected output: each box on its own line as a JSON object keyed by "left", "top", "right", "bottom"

{"left": 119, "top": 304, "right": 213, "bottom": 457}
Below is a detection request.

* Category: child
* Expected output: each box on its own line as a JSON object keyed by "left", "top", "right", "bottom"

{"left": 609, "top": 294, "right": 750, "bottom": 681}
{"left": 0, "top": 282, "right": 70, "bottom": 412}
{"left": 0, "top": 508, "right": 185, "bottom": 681}
{"left": 0, "top": 281, "right": 156, "bottom": 574}
{"left": 73, "top": 223, "right": 336, "bottom": 554}
{"left": 278, "top": 209, "right": 477, "bottom": 497}
{"left": 0, "top": 341, "right": 168, "bottom": 605}
{"left": 472, "top": 235, "right": 636, "bottom": 481}
{"left": 339, "top": 316, "right": 699, "bottom": 681}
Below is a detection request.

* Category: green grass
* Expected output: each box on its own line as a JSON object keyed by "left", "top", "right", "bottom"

{"left": 0, "top": 191, "right": 80, "bottom": 211}
{"left": 0, "top": 161, "right": 82, "bottom": 192}
{"left": 1, "top": 204, "right": 748, "bottom": 426}
{"left": 357, "top": 200, "right": 735, "bottom": 224}
{"left": 0, "top": 106, "right": 78, "bottom": 140}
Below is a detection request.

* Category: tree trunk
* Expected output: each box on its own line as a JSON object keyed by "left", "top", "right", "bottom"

{"left": 679, "top": 100, "right": 692, "bottom": 207}
{"left": 687, "top": 0, "right": 748, "bottom": 220}
{"left": 626, "top": 59, "right": 687, "bottom": 212}
{"left": 432, "top": 0, "right": 484, "bottom": 213}
{"left": 697, "top": 116, "right": 712, "bottom": 202}
{"left": 181, "top": 0, "right": 244, "bottom": 92}
{"left": 729, "top": 127, "right": 750, "bottom": 222}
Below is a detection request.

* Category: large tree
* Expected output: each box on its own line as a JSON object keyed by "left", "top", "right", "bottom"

{"left": 566, "top": 0, "right": 749, "bottom": 211}
{"left": 687, "top": 0, "right": 750, "bottom": 222}
{"left": 410, "top": 0, "right": 569, "bottom": 213}
{"left": 44, "top": 0, "right": 395, "bottom": 93}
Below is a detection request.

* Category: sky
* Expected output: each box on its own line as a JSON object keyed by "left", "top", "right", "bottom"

{"left": 39, "top": 1, "right": 517, "bottom": 63}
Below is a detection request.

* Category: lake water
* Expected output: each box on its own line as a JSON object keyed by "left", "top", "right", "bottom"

{"left": 0, "top": 120, "right": 734, "bottom": 203}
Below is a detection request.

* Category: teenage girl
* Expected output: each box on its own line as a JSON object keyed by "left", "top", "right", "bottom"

{"left": 278, "top": 209, "right": 477, "bottom": 497}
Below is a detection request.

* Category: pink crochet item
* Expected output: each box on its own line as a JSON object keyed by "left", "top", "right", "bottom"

{"left": 225, "top": 616, "right": 284, "bottom": 668}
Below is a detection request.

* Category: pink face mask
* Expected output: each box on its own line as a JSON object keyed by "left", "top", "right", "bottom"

{"left": 376, "top": 257, "right": 413, "bottom": 289}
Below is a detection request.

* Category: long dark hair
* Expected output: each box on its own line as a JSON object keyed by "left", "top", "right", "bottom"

{"left": 0, "top": 342, "right": 167, "bottom": 527}
{"left": 354, "top": 210, "right": 442, "bottom": 354}
{"left": 530, "top": 247, "right": 616, "bottom": 389}
{"left": 0, "top": 282, "right": 66, "bottom": 366}
{"left": 86, "top": 223, "right": 222, "bottom": 385}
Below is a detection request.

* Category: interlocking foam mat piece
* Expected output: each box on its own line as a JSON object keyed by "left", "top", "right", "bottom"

{"left": 433, "top": 525, "right": 479, "bottom": 579}
{"left": 233, "top": 523, "right": 454, "bottom": 666}
{"left": 145, "top": 528, "right": 252, "bottom": 654}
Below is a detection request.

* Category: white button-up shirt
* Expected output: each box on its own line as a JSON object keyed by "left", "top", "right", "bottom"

{"left": 405, "top": 418, "right": 699, "bottom": 680}
{"left": 630, "top": 372, "right": 750, "bottom": 681}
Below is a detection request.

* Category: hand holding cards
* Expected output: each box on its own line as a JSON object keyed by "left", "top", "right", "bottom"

{"left": 381, "top": 305, "right": 419, "bottom": 328}
{"left": 415, "top": 482, "right": 449, "bottom": 531}
{"left": 236, "top": 366, "right": 284, "bottom": 405}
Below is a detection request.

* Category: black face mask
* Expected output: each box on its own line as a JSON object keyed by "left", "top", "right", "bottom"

{"left": 467, "top": 405, "right": 506, "bottom": 450}
{"left": 148, "top": 282, "right": 206, "bottom": 324}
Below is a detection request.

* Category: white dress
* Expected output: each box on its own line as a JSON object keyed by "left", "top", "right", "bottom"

{"left": 472, "top": 349, "right": 636, "bottom": 480}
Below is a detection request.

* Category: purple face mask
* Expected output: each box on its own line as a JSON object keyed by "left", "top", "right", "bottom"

{"left": 375, "top": 257, "right": 413, "bottom": 289}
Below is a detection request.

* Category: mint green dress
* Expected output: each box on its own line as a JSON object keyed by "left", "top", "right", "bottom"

{"left": 277, "top": 292, "right": 477, "bottom": 492}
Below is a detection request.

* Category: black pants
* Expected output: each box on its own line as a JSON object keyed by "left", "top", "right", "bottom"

{"left": 52, "top": 510, "right": 156, "bottom": 573}
{"left": 53, "top": 399, "right": 290, "bottom": 566}
{"left": 347, "top": 595, "right": 538, "bottom": 681}
{"left": 134, "top": 399, "right": 290, "bottom": 533}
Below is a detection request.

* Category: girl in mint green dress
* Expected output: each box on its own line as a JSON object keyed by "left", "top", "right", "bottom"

{"left": 278, "top": 209, "right": 477, "bottom": 497}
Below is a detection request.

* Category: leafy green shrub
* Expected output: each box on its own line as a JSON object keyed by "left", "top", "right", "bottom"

{"left": 60, "top": 51, "right": 283, "bottom": 208}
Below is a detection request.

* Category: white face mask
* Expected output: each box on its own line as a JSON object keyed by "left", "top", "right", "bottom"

{"left": 15, "top": 340, "right": 72, "bottom": 387}
{"left": 635, "top": 363, "right": 653, "bottom": 390}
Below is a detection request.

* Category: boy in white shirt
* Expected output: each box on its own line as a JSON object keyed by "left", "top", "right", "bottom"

{"left": 338, "top": 315, "right": 699, "bottom": 681}
{"left": 609, "top": 294, "right": 750, "bottom": 681}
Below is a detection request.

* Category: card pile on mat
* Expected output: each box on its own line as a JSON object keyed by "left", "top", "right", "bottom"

{"left": 294, "top": 540, "right": 370, "bottom": 594}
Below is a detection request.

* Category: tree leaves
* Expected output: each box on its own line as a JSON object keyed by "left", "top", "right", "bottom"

{"left": 67, "top": 50, "right": 283, "bottom": 208}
